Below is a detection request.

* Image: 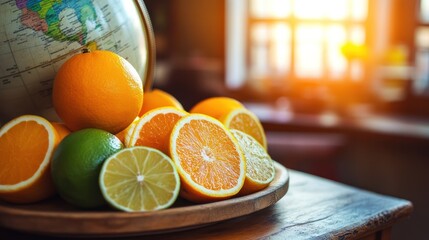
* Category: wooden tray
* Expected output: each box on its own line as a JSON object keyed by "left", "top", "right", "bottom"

{"left": 0, "top": 162, "right": 289, "bottom": 238}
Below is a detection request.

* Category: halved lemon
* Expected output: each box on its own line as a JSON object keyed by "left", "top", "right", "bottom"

{"left": 230, "top": 129, "right": 275, "bottom": 195}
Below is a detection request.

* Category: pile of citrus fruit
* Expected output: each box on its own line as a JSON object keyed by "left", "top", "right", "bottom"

{"left": 0, "top": 49, "right": 275, "bottom": 212}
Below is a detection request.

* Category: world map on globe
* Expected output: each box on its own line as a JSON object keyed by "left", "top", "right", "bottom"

{"left": 16, "top": 0, "right": 98, "bottom": 45}
{"left": 0, "top": 0, "right": 150, "bottom": 122}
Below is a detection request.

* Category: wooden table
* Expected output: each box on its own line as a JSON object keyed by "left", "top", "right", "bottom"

{"left": 0, "top": 170, "right": 413, "bottom": 240}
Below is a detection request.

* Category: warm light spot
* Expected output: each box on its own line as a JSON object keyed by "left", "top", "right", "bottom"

{"left": 327, "top": 25, "right": 347, "bottom": 78}
{"left": 271, "top": 24, "right": 290, "bottom": 75}
{"left": 294, "top": 0, "right": 349, "bottom": 20}
{"left": 251, "top": 0, "right": 291, "bottom": 18}
{"left": 295, "top": 24, "right": 324, "bottom": 78}
{"left": 250, "top": 24, "right": 269, "bottom": 78}
{"left": 351, "top": 0, "right": 368, "bottom": 20}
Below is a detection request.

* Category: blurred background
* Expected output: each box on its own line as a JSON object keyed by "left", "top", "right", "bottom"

{"left": 145, "top": 0, "right": 428, "bottom": 239}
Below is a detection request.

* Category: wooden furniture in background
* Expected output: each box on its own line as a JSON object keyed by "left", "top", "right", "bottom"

{"left": 248, "top": 102, "right": 425, "bottom": 239}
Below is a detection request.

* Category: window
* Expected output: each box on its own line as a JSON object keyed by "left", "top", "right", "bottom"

{"left": 413, "top": 0, "right": 429, "bottom": 95}
{"left": 227, "top": 0, "right": 369, "bottom": 92}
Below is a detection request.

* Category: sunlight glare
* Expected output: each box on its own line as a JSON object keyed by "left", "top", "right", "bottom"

{"left": 250, "top": 0, "right": 268, "bottom": 18}
{"left": 250, "top": 24, "right": 269, "bottom": 78}
{"left": 294, "top": 0, "right": 325, "bottom": 19}
{"left": 422, "top": 0, "right": 429, "bottom": 22}
{"left": 295, "top": 24, "right": 324, "bottom": 78}
{"left": 293, "top": 0, "right": 348, "bottom": 20}
{"left": 350, "top": 26, "right": 366, "bottom": 44}
{"left": 323, "top": 0, "right": 349, "bottom": 20}
{"left": 271, "top": 24, "right": 290, "bottom": 74}
{"left": 251, "top": 0, "right": 291, "bottom": 18}
{"left": 327, "top": 25, "right": 347, "bottom": 79}
{"left": 247, "top": 0, "right": 369, "bottom": 81}
{"left": 351, "top": 0, "right": 368, "bottom": 20}
{"left": 271, "top": 0, "right": 291, "bottom": 18}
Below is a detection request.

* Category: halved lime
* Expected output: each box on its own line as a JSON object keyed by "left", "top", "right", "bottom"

{"left": 99, "top": 146, "right": 180, "bottom": 212}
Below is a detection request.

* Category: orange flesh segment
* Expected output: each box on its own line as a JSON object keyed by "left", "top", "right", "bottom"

{"left": 176, "top": 119, "right": 242, "bottom": 190}
{"left": 229, "top": 112, "right": 265, "bottom": 147}
{"left": 0, "top": 121, "right": 48, "bottom": 184}
{"left": 135, "top": 112, "right": 183, "bottom": 154}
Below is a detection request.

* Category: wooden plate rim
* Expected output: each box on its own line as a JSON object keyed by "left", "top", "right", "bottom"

{"left": 0, "top": 162, "right": 289, "bottom": 237}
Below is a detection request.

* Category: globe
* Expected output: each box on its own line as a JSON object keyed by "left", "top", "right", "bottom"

{"left": 0, "top": 0, "right": 154, "bottom": 123}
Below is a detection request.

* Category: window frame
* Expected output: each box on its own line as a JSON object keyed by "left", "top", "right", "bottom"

{"left": 244, "top": 1, "right": 371, "bottom": 87}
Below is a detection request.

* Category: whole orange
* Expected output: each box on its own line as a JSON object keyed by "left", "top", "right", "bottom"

{"left": 138, "top": 89, "right": 183, "bottom": 116}
{"left": 53, "top": 50, "right": 143, "bottom": 134}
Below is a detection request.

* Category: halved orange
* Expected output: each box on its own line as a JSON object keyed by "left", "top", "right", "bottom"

{"left": 129, "top": 107, "right": 187, "bottom": 154}
{"left": 0, "top": 115, "right": 59, "bottom": 203}
{"left": 230, "top": 130, "right": 275, "bottom": 195}
{"left": 139, "top": 89, "right": 184, "bottom": 116}
{"left": 169, "top": 114, "right": 246, "bottom": 203}
{"left": 220, "top": 108, "right": 267, "bottom": 149}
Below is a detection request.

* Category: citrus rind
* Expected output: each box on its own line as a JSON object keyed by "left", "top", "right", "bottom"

{"left": 0, "top": 115, "right": 57, "bottom": 193}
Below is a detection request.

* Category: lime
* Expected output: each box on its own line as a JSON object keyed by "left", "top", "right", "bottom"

{"left": 99, "top": 146, "right": 180, "bottom": 212}
{"left": 51, "top": 128, "right": 123, "bottom": 208}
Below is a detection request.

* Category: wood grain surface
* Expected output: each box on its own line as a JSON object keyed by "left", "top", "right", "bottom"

{"left": 0, "top": 168, "right": 412, "bottom": 240}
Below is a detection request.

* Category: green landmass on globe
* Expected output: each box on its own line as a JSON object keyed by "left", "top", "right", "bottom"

{"left": 16, "top": 0, "right": 100, "bottom": 44}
